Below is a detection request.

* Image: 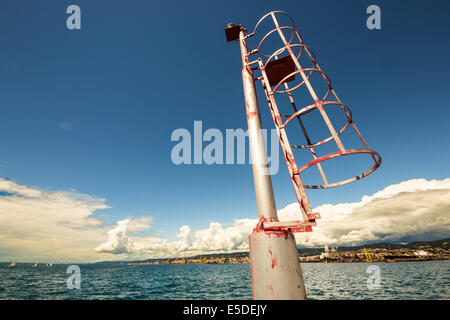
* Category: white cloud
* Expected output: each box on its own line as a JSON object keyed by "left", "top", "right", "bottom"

{"left": 95, "top": 219, "right": 256, "bottom": 259}
{"left": 0, "top": 179, "right": 118, "bottom": 262}
{"left": 95, "top": 178, "right": 450, "bottom": 259}
{"left": 94, "top": 217, "right": 154, "bottom": 254}
{"left": 1, "top": 177, "right": 449, "bottom": 262}
{"left": 292, "top": 178, "right": 450, "bottom": 246}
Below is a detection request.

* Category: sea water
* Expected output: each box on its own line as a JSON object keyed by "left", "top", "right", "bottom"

{"left": 0, "top": 260, "right": 448, "bottom": 300}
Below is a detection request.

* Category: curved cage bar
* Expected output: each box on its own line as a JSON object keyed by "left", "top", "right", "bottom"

{"left": 271, "top": 67, "right": 332, "bottom": 94}
{"left": 298, "top": 149, "right": 382, "bottom": 189}
{"left": 253, "top": 11, "right": 296, "bottom": 37}
{"left": 265, "top": 42, "right": 316, "bottom": 70}
{"left": 284, "top": 101, "right": 352, "bottom": 149}
{"left": 257, "top": 26, "right": 298, "bottom": 58}
{"left": 262, "top": 29, "right": 308, "bottom": 65}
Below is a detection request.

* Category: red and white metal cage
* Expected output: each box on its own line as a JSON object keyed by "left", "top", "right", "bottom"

{"left": 226, "top": 11, "right": 381, "bottom": 299}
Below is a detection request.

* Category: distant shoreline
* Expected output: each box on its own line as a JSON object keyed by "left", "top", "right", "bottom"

{"left": 126, "top": 256, "right": 449, "bottom": 266}
{"left": 3, "top": 238, "right": 448, "bottom": 265}
{"left": 2, "top": 257, "right": 448, "bottom": 266}
{"left": 125, "top": 238, "right": 450, "bottom": 266}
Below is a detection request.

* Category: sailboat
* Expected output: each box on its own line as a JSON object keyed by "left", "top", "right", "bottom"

{"left": 48, "top": 262, "right": 53, "bottom": 268}
{"left": 9, "top": 261, "right": 16, "bottom": 267}
{"left": 32, "top": 262, "right": 38, "bottom": 268}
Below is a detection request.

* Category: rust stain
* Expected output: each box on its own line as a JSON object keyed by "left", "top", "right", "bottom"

{"left": 266, "top": 285, "right": 274, "bottom": 296}
{"left": 247, "top": 111, "right": 259, "bottom": 120}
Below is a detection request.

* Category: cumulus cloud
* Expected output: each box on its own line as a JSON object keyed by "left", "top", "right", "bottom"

{"left": 95, "top": 218, "right": 256, "bottom": 259}
{"left": 2, "top": 177, "right": 449, "bottom": 262}
{"left": 95, "top": 178, "right": 450, "bottom": 259}
{"left": 0, "top": 179, "right": 115, "bottom": 262}
{"left": 94, "top": 217, "right": 154, "bottom": 254}
{"left": 292, "top": 178, "right": 450, "bottom": 246}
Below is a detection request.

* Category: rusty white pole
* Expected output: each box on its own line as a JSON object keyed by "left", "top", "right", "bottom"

{"left": 238, "top": 29, "right": 277, "bottom": 222}
{"left": 237, "top": 28, "right": 307, "bottom": 300}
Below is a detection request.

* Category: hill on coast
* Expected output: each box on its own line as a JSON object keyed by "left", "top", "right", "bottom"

{"left": 96, "top": 238, "right": 449, "bottom": 265}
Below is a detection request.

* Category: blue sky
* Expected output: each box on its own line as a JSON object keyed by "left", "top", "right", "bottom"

{"left": 0, "top": 1, "right": 449, "bottom": 261}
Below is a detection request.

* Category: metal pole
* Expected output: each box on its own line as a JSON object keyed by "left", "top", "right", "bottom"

{"left": 239, "top": 30, "right": 277, "bottom": 221}
{"left": 238, "top": 29, "right": 307, "bottom": 300}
